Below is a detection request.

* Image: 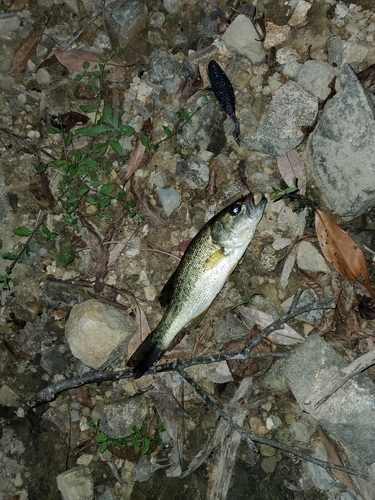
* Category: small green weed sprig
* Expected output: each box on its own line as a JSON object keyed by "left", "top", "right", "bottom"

{"left": 139, "top": 96, "right": 218, "bottom": 153}
{"left": 90, "top": 419, "right": 167, "bottom": 455}
{"left": 40, "top": 54, "right": 138, "bottom": 229}
{"left": 0, "top": 215, "right": 60, "bottom": 289}
{"left": 272, "top": 177, "right": 316, "bottom": 224}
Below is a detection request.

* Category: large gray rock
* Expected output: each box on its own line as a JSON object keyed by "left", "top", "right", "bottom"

{"left": 65, "top": 299, "right": 135, "bottom": 369}
{"left": 308, "top": 64, "right": 375, "bottom": 218}
{"left": 281, "top": 334, "right": 375, "bottom": 464}
{"left": 56, "top": 467, "right": 94, "bottom": 500}
{"left": 247, "top": 82, "right": 318, "bottom": 156}
{"left": 104, "top": 0, "right": 148, "bottom": 50}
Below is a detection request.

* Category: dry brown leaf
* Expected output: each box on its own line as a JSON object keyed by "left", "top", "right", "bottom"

{"left": 52, "top": 49, "right": 125, "bottom": 80}
{"left": 9, "top": 24, "right": 44, "bottom": 74}
{"left": 277, "top": 150, "right": 307, "bottom": 195}
{"left": 315, "top": 208, "right": 374, "bottom": 299}
{"left": 125, "top": 140, "right": 146, "bottom": 181}
{"left": 319, "top": 428, "right": 364, "bottom": 499}
{"left": 10, "top": 0, "right": 29, "bottom": 10}
{"left": 74, "top": 386, "right": 94, "bottom": 409}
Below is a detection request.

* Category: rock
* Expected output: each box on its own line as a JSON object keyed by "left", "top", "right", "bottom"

{"left": 222, "top": 14, "right": 266, "bottom": 65}
{"left": 56, "top": 467, "right": 94, "bottom": 500}
{"left": 281, "top": 288, "right": 323, "bottom": 325}
{"left": 158, "top": 186, "right": 181, "bottom": 216}
{"left": 163, "top": 0, "right": 180, "bottom": 13}
{"left": 308, "top": 64, "right": 375, "bottom": 218}
{"left": 328, "top": 36, "right": 368, "bottom": 67}
{"left": 247, "top": 82, "right": 318, "bottom": 156}
{"left": 0, "top": 385, "right": 20, "bottom": 407}
{"left": 288, "top": 0, "right": 311, "bottom": 27}
{"left": 104, "top": 0, "right": 148, "bottom": 51}
{"left": 296, "top": 241, "right": 330, "bottom": 274}
{"left": 100, "top": 395, "right": 148, "bottom": 438}
{"left": 175, "top": 156, "right": 209, "bottom": 189}
{"left": 40, "top": 349, "right": 67, "bottom": 374}
{"left": 281, "top": 334, "right": 375, "bottom": 463}
{"left": 147, "top": 50, "right": 177, "bottom": 85}
{"left": 296, "top": 60, "right": 337, "bottom": 101}
{"left": 65, "top": 299, "right": 136, "bottom": 369}
{"left": 40, "top": 280, "right": 87, "bottom": 310}
{"left": 289, "top": 421, "right": 313, "bottom": 444}
{"left": 0, "top": 13, "right": 20, "bottom": 39}
{"left": 212, "top": 311, "right": 249, "bottom": 346}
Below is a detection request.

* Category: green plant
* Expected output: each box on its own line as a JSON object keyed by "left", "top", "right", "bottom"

{"left": 90, "top": 419, "right": 167, "bottom": 455}
{"left": 0, "top": 216, "right": 59, "bottom": 289}
{"left": 139, "top": 96, "right": 218, "bottom": 153}
{"left": 39, "top": 54, "right": 139, "bottom": 229}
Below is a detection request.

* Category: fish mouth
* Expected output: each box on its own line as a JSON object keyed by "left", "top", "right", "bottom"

{"left": 245, "top": 193, "right": 267, "bottom": 216}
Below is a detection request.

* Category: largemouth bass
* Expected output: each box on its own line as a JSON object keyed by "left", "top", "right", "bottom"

{"left": 127, "top": 193, "right": 267, "bottom": 378}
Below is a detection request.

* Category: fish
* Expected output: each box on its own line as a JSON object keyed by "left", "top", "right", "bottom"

{"left": 127, "top": 193, "right": 267, "bottom": 379}
{"left": 208, "top": 59, "right": 240, "bottom": 144}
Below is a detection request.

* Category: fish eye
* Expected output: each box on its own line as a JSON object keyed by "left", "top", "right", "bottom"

{"left": 230, "top": 203, "right": 242, "bottom": 216}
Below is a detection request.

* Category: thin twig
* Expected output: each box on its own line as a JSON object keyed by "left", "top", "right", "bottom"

{"left": 26, "top": 295, "right": 334, "bottom": 406}
{"left": 178, "top": 368, "right": 366, "bottom": 479}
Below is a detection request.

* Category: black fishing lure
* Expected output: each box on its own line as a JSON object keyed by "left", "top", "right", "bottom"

{"left": 208, "top": 60, "right": 240, "bottom": 144}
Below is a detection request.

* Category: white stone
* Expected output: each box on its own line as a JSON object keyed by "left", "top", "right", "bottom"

{"left": 222, "top": 14, "right": 266, "bottom": 64}
{"left": 65, "top": 299, "right": 135, "bottom": 369}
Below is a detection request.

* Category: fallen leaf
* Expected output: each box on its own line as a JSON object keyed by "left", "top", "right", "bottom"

{"left": 130, "top": 182, "right": 169, "bottom": 228}
{"left": 319, "top": 428, "right": 365, "bottom": 499}
{"left": 277, "top": 150, "right": 307, "bottom": 196}
{"left": 178, "top": 65, "right": 204, "bottom": 107}
{"left": 9, "top": 24, "right": 45, "bottom": 74}
{"left": 315, "top": 208, "right": 374, "bottom": 299}
{"left": 75, "top": 386, "right": 94, "bottom": 409}
{"left": 223, "top": 325, "right": 272, "bottom": 382}
{"left": 127, "top": 299, "right": 151, "bottom": 360}
{"left": 10, "top": 0, "right": 29, "bottom": 10}
{"left": 52, "top": 48, "right": 125, "bottom": 80}
{"left": 51, "top": 111, "right": 89, "bottom": 132}
{"left": 125, "top": 140, "right": 146, "bottom": 181}
{"left": 205, "top": 166, "right": 218, "bottom": 198}
{"left": 233, "top": 306, "right": 304, "bottom": 345}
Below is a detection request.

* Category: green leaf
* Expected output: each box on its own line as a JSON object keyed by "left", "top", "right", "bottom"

{"left": 13, "top": 227, "right": 31, "bottom": 237}
{"left": 100, "top": 184, "right": 115, "bottom": 195}
{"left": 140, "top": 133, "right": 150, "bottom": 148}
{"left": 163, "top": 125, "right": 172, "bottom": 137}
{"left": 57, "top": 246, "right": 75, "bottom": 267}
{"left": 102, "top": 104, "right": 114, "bottom": 125}
{"left": 76, "top": 187, "right": 89, "bottom": 196}
{"left": 75, "top": 125, "right": 113, "bottom": 137}
{"left": 141, "top": 440, "right": 151, "bottom": 455}
{"left": 37, "top": 163, "right": 48, "bottom": 173}
{"left": 86, "top": 197, "right": 98, "bottom": 205}
{"left": 47, "top": 127, "right": 61, "bottom": 134}
{"left": 79, "top": 157, "right": 98, "bottom": 168}
{"left": 94, "top": 433, "right": 108, "bottom": 443}
{"left": 79, "top": 105, "right": 97, "bottom": 113}
{"left": 180, "top": 109, "right": 191, "bottom": 122}
{"left": 2, "top": 253, "right": 18, "bottom": 260}
{"left": 82, "top": 61, "right": 90, "bottom": 71}
{"left": 120, "top": 124, "right": 135, "bottom": 137}
{"left": 109, "top": 140, "right": 122, "bottom": 154}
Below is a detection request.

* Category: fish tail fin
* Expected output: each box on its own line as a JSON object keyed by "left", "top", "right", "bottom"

{"left": 233, "top": 118, "right": 240, "bottom": 144}
{"left": 127, "top": 335, "right": 166, "bottom": 379}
